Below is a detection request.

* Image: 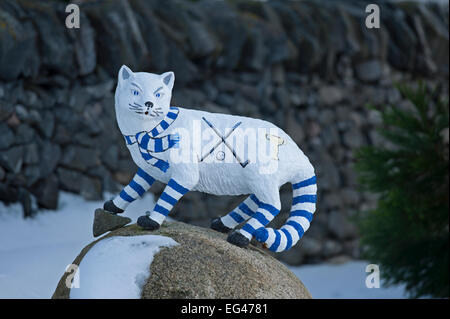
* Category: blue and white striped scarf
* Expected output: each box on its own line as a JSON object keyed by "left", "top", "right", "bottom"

{"left": 124, "top": 107, "right": 180, "bottom": 172}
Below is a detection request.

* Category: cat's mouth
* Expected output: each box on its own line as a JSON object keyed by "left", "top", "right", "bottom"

{"left": 129, "top": 102, "right": 163, "bottom": 117}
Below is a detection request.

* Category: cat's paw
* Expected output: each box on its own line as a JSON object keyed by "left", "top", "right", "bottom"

{"left": 103, "top": 200, "right": 124, "bottom": 214}
{"left": 227, "top": 230, "right": 250, "bottom": 248}
{"left": 211, "top": 218, "right": 232, "bottom": 233}
{"left": 137, "top": 215, "right": 160, "bottom": 231}
{"left": 254, "top": 227, "right": 269, "bottom": 243}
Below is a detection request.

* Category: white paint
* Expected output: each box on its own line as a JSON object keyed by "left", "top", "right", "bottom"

{"left": 115, "top": 67, "right": 316, "bottom": 242}
{"left": 70, "top": 235, "right": 178, "bottom": 299}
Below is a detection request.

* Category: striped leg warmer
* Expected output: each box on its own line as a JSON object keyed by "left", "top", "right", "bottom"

{"left": 239, "top": 200, "right": 280, "bottom": 241}
{"left": 220, "top": 194, "right": 260, "bottom": 229}
{"left": 112, "top": 168, "right": 155, "bottom": 210}
{"left": 149, "top": 179, "right": 189, "bottom": 225}
{"left": 254, "top": 175, "right": 317, "bottom": 252}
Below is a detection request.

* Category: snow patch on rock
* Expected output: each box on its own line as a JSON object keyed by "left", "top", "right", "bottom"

{"left": 70, "top": 235, "right": 178, "bottom": 299}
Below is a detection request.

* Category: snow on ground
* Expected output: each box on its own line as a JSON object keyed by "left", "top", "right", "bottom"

{"left": 0, "top": 192, "right": 409, "bottom": 299}
{"left": 0, "top": 191, "right": 156, "bottom": 298}
{"left": 289, "top": 261, "right": 408, "bottom": 299}
{"left": 70, "top": 235, "right": 178, "bottom": 299}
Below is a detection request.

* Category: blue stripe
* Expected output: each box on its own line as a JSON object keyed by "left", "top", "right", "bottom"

{"left": 292, "top": 194, "right": 317, "bottom": 205}
{"left": 230, "top": 211, "right": 245, "bottom": 223}
{"left": 160, "top": 121, "right": 169, "bottom": 130}
{"left": 160, "top": 192, "right": 177, "bottom": 206}
{"left": 168, "top": 179, "right": 189, "bottom": 195}
{"left": 140, "top": 134, "right": 150, "bottom": 149}
{"left": 286, "top": 221, "right": 305, "bottom": 238}
{"left": 242, "top": 223, "right": 256, "bottom": 235}
{"left": 293, "top": 176, "right": 316, "bottom": 189}
{"left": 291, "top": 210, "right": 314, "bottom": 222}
{"left": 281, "top": 228, "right": 293, "bottom": 250}
{"left": 260, "top": 203, "right": 279, "bottom": 216}
{"left": 154, "top": 204, "right": 169, "bottom": 216}
{"left": 150, "top": 127, "right": 159, "bottom": 136}
{"left": 250, "top": 195, "right": 260, "bottom": 206}
{"left": 119, "top": 190, "right": 134, "bottom": 203}
{"left": 129, "top": 180, "right": 145, "bottom": 196}
{"left": 155, "top": 138, "right": 163, "bottom": 152}
{"left": 270, "top": 231, "right": 281, "bottom": 251}
{"left": 253, "top": 212, "right": 270, "bottom": 226}
{"left": 238, "top": 203, "right": 253, "bottom": 217}
{"left": 137, "top": 168, "right": 155, "bottom": 186}
{"left": 140, "top": 152, "right": 151, "bottom": 160}
{"left": 124, "top": 136, "right": 132, "bottom": 144}
{"left": 167, "top": 111, "right": 177, "bottom": 119}
{"left": 154, "top": 159, "right": 169, "bottom": 172}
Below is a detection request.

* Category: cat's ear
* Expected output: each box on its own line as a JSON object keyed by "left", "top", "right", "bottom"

{"left": 118, "top": 65, "right": 134, "bottom": 87}
{"left": 161, "top": 71, "right": 175, "bottom": 91}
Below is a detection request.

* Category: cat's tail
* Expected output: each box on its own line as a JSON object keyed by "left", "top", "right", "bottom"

{"left": 254, "top": 174, "right": 317, "bottom": 252}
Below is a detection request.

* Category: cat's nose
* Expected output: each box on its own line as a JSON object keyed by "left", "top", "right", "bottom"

{"left": 145, "top": 101, "right": 153, "bottom": 108}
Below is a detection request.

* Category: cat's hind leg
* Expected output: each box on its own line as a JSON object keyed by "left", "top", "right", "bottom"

{"left": 211, "top": 195, "right": 260, "bottom": 233}
{"left": 227, "top": 189, "right": 281, "bottom": 248}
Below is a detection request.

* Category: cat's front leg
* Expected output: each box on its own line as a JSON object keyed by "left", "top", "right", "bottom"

{"left": 104, "top": 168, "right": 155, "bottom": 213}
{"left": 137, "top": 178, "right": 191, "bottom": 230}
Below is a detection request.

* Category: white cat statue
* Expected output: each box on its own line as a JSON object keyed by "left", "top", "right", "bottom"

{"left": 103, "top": 65, "right": 317, "bottom": 252}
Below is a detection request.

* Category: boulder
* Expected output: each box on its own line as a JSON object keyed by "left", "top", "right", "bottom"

{"left": 52, "top": 221, "right": 311, "bottom": 299}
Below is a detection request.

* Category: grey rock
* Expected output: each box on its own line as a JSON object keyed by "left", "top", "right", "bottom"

{"left": 328, "top": 210, "right": 358, "bottom": 240}
{"left": 27, "top": 1, "right": 75, "bottom": 77}
{"left": 80, "top": 176, "right": 103, "bottom": 201}
{"left": 355, "top": 60, "right": 382, "bottom": 83}
{"left": 39, "top": 141, "right": 61, "bottom": 177}
{"left": 53, "top": 222, "right": 311, "bottom": 299}
{"left": 36, "top": 111, "right": 55, "bottom": 138}
{"left": 0, "top": 166, "right": 5, "bottom": 181}
{"left": 101, "top": 144, "right": 119, "bottom": 171}
{"left": 31, "top": 174, "right": 59, "bottom": 209}
{"left": 0, "top": 145, "right": 23, "bottom": 173}
{"left": 278, "top": 246, "right": 304, "bottom": 266}
{"left": 318, "top": 85, "right": 344, "bottom": 106}
{"left": 343, "top": 239, "right": 360, "bottom": 259}
{"left": 0, "top": 123, "right": 15, "bottom": 149}
{"left": 23, "top": 143, "right": 39, "bottom": 165}
{"left": 0, "top": 102, "right": 14, "bottom": 121}
{"left": 0, "top": 7, "right": 39, "bottom": 80}
{"left": 57, "top": 167, "right": 83, "bottom": 193}
{"left": 342, "top": 128, "right": 365, "bottom": 149}
{"left": 92, "top": 209, "right": 132, "bottom": 237}
{"left": 61, "top": 145, "right": 100, "bottom": 171}
{"left": 23, "top": 165, "right": 41, "bottom": 187}
{"left": 322, "top": 239, "right": 343, "bottom": 258}
{"left": 341, "top": 188, "right": 361, "bottom": 206}
{"left": 14, "top": 124, "right": 34, "bottom": 145}
{"left": 67, "top": 10, "right": 97, "bottom": 76}
{"left": 300, "top": 237, "right": 323, "bottom": 257}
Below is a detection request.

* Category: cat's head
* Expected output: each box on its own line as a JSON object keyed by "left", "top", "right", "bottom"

{"left": 115, "top": 65, "right": 175, "bottom": 135}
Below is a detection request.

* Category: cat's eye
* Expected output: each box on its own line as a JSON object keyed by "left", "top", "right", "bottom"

{"left": 155, "top": 92, "right": 164, "bottom": 98}
{"left": 132, "top": 90, "right": 139, "bottom": 96}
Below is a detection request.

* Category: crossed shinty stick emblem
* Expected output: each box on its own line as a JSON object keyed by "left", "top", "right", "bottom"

{"left": 199, "top": 117, "right": 250, "bottom": 168}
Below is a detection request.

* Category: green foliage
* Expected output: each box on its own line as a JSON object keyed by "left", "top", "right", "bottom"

{"left": 355, "top": 82, "right": 449, "bottom": 298}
